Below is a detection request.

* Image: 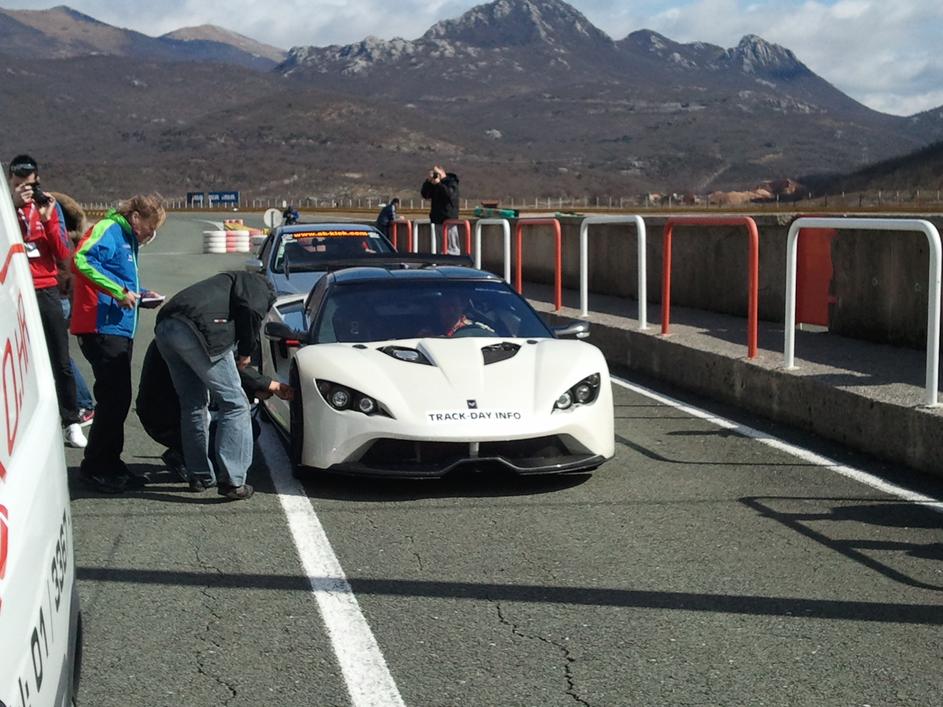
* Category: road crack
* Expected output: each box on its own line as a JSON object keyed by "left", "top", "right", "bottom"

{"left": 405, "top": 534, "right": 424, "bottom": 571}
{"left": 192, "top": 535, "right": 239, "bottom": 704}
{"left": 495, "top": 603, "right": 591, "bottom": 707}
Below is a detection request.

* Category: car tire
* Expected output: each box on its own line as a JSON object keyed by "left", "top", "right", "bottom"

{"left": 289, "top": 365, "right": 306, "bottom": 477}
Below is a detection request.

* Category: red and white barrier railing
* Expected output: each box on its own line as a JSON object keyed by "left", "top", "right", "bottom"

{"left": 389, "top": 219, "right": 413, "bottom": 251}
{"left": 785, "top": 217, "right": 942, "bottom": 407}
{"left": 579, "top": 215, "right": 647, "bottom": 328}
{"left": 473, "top": 219, "right": 512, "bottom": 283}
{"left": 662, "top": 216, "right": 759, "bottom": 359}
{"left": 515, "top": 218, "right": 562, "bottom": 311}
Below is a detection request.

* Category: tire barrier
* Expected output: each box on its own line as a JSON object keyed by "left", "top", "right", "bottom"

{"left": 203, "top": 230, "right": 250, "bottom": 254}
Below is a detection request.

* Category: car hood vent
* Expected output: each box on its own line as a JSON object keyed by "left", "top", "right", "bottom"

{"left": 481, "top": 342, "right": 521, "bottom": 365}
{"left": 378, "top": 345, "right": 433, "bottom": 365}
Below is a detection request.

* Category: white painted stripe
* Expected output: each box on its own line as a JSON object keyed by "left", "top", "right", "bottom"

{"left": 610, "top": 375, "right": 943, "bottom": 514}
{"left": 260, "top": 423, "right": 406, "bottom": 707}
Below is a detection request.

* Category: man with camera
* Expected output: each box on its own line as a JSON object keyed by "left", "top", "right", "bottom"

{"left": 421, "top": 164, "right": 461, "bottom": 255}
{"left": 6, "top": 154, "right": 86, "bottom": 447}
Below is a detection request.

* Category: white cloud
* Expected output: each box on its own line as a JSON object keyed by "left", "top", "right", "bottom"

{"left": 3, "top": 0, "right": 941, "bottom": 115}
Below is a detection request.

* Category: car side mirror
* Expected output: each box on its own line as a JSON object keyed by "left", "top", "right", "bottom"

{"left": 264, "top": 321, "right": 307, "bottom": 345}
{"left": 553, "top": 321, "right": 590, "bottom": 339}
{"left": 244, "top": 258, "right": 264, "bottom": 273}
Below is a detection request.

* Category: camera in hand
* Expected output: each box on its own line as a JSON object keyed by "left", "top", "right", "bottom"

{"left": 31, "top": 183, "right": 51, "bottom": 206}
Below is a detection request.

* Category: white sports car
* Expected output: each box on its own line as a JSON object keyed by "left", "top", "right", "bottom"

{"left": 260, "top": 262, "right": 614, "bottom": 477}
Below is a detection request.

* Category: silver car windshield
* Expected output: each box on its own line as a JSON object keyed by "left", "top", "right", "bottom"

{"left": 316, "top": 280, "right": 553, "bottom": 343}
{"left": 273, "top": 231, "right": 394, "bottom": 270}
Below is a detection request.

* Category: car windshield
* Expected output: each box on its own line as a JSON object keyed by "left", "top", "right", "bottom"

{"left": 316, "top": 280, "right": 553, "bottom": 343}
{"left": 273, "top": 229, "right": 393, "bottom": 271}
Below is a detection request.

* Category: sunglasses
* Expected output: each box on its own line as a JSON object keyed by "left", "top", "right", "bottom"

{"left": 10, "top": 164, "right": 37, "bottom": 178}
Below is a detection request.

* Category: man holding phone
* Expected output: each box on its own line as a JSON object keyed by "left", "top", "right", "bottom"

{"left": 6, "top": 154, "right": 87, "bottom": 448}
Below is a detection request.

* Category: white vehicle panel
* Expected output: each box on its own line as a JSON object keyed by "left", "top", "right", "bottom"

{"left": 0, "top": 170, "right": 79, "bottom": 706}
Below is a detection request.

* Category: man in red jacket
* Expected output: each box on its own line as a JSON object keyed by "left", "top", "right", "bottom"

{"left": 7, "top": 154, "right": 86, "bottom": 448}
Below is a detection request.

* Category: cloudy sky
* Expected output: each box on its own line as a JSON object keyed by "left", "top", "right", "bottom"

{"left": 6, "top": 0, "right": 941, "bottom": 115}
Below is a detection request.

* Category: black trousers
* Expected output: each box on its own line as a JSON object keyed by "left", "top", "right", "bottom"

{"left": 35, "top": 286, "right": 80, "bottom": 424}
{"left": 78, "top": 334, "right": 133, "bottom": 477}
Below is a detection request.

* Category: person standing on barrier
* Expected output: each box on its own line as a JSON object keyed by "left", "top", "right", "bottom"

{"left": 72, "top": 193, "right": 166, "bottom": 493}
{"left": 6, "top": 154, "right": 87, "bottom": 449}
{"left": 421, "top": 165, "right": 460, "bottom": 255}
{"left": 375, "top": 197, "right": 399, "bottom": 240}
{"left": 153, "top": 271, "right": 276, "bottom": 502}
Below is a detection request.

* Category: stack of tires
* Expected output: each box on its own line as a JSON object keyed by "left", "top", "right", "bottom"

{"left": 203, "top": 230, "right": 228, "bottom": 254}
{"left": 224, "top": 219, "right": 251, "bottom": 253}
{"left": 225, "top": 230, "right": 251, "bottom": 253}
{"left": 202, "top": 229, "right": 251, "bottom": 253}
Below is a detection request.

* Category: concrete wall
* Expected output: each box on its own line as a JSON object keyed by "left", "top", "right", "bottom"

{"left": 538, "top": 307, "right": 943, "bottom": 478}
{"left": 478, "top": 214, "right": 943, "bottom": 348}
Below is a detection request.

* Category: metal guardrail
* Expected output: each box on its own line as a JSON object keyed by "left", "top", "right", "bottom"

{"left": 410, "top": 218, "right": 434, "bottom": 253}
{"left": 515, "top": 218, "right": 563, "bottom": 311}
{"left": 472, "top": 219, "right": 512, "bottom": 283}
{"left": 785, "top": 217, "right": 943, "bottom": 407}
{"left": 662, "top": 216, "right": 760, "bottom": 359}
{"left": 440, "top": 219, "right": 472, "bottom": 255}
{"left": 579, "top": 215, "right": 648, "bottom": 329}
{"left": 389, "top": 219, "right": 413, "bottom": 251}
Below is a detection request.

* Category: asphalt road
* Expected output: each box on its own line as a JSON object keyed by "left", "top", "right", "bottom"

{"left": 65, "top": 212, "right": 943, "bottom": 707}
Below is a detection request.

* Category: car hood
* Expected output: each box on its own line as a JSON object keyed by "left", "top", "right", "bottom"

{"left": 271, "top": 270, "right": 326, "bottom": 295}
{"left": 293, "top": 337, "right": 607, "bottom": 420}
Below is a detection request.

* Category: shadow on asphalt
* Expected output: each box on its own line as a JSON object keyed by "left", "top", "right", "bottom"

{"left": 741, "top": 496, "right": 943, "bottom": 592}
{"left": 67, "top": 461, "right": 256, "bottom": 505}
{"left": 73, "top": 565, "right": 943, "bottom": 626}
{"left": 296, "top": 468, "right": 593, "bottom": 502}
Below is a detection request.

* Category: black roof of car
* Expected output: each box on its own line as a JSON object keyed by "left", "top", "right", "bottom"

{"left": 276, "top": 222, "right": 382, "bottom": 234}
{"left": 332, "top": 266, "right": 501, "bottom": 284}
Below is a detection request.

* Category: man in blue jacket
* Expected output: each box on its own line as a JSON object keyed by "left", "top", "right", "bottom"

{"left": 72, "top": 193, "right": 165, "bottom": 493}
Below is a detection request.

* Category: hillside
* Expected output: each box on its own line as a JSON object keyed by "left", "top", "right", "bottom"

{"left": 1, "top": 0, "right": 941, "bottom": 202}
{"left": 803, "top": 140, "right": 943, "bottom": 194}
{"left": 0, "top": 5, "right": 282, "bottom": 69}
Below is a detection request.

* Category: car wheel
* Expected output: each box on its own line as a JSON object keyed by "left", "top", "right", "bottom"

{"left": 289, "top": 365, "right": 305, "bottom": 477}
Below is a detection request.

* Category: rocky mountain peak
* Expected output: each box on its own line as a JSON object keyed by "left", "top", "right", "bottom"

{"left": 422, "top": 0, "right": 611, "bottom": 49}
{"left": 724, "top": 34, "right": 809, "bottom": 78}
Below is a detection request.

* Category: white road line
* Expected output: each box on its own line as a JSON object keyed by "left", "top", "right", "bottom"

{"left": 610, "top": 374, "right": 943, "bottom": 514}
{"left": 259, "top": 423, "right": 406, "bottom": 707}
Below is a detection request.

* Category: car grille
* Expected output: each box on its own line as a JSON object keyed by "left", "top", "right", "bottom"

{"left": 359, "top": 436, "right": 570, "bottom": 471}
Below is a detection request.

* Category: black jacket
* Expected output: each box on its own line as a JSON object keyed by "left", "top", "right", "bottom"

{"left": 156, "top": 271, "right": 275, "bottom": 358}
{"left": 420, "top": 172, "right": 460, "bottom": 224}
{"left": 136, "top": 339, "right": 273, "bottom": 452}
{"left": 375, "top": 202, "right": 397, "bottom": 229}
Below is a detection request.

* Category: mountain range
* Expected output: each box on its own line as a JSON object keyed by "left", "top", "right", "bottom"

{"left": 1, "top": 0, "right": 941, "bottom": 203}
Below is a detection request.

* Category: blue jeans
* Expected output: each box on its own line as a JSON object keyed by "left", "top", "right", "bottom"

{"left": 154, "top": 317, "right": 252, "bottom": 487}
{"left": 61, "top": 297, "right": 94, "bottom": 409}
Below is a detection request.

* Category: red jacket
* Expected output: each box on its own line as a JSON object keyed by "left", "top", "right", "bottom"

{"left": 16, "top": 203, "right": 71, "bottom": 289}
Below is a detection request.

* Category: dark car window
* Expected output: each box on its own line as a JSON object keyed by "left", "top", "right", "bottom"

{"left": 304, "top": 275, "right": 331, "bottom": 324}
{"left": 258, "top": 234, "right": 274, "bottom": 270}
{"left": 273, "top": 230, "right": 394, "bottom": 271}
{"left": 314, "top": 280, "right": 553, "bottom": 343}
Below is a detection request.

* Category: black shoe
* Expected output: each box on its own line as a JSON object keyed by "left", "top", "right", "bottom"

{"left": 189, "top": 476, "right": 216, "bottom": 492}
{"left": 218, "top": 483, "right": 254, "bottom": 501}
{"left": 161, "top": 449, "right": 189, "bottom": 482}
{"left": 80, "top": 471, "right": 129, "bottom": 494}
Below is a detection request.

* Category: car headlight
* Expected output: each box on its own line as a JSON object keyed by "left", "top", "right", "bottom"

{"left": 317, "top": 380, "right": 391, "bottom": 417}
{"left": 553, "top": 373, "right": 601, "bottom": 412}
